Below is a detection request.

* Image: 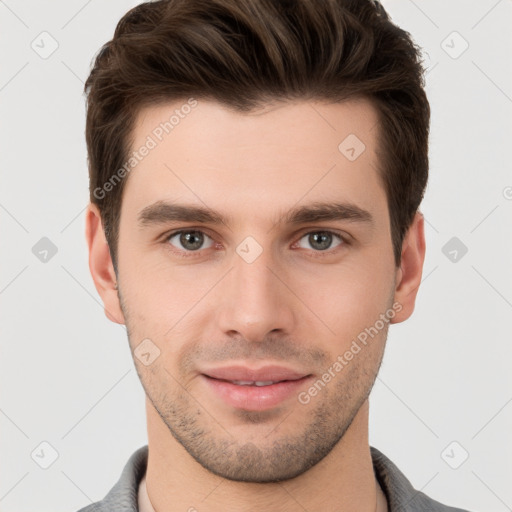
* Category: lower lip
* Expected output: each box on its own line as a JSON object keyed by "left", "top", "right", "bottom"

{"left": 202, "top": 375, "right": 312, "bottom": 411}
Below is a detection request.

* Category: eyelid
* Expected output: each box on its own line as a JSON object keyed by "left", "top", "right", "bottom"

{"left": 164, "top": 229, "right": 216, "bottom": 253}
{"left": 292, "top": 229, "right": 348, "bottom": 249}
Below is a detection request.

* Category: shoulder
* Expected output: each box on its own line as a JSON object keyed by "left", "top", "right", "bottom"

{"left": 370, "top": 446, "right": 475, "bottom": 512}
{"left": 75, "top": 445, "right": 148, "bottom": 512}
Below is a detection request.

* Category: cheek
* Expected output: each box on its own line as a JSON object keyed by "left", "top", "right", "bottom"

{"left": 295, "top": 258, "right": 394, "bottom": 342}
{"left": 119, "top": 225, "right": 395, "bottom": 346}
{"left": 119, "top": 249, "right": 205, "bottom": 322}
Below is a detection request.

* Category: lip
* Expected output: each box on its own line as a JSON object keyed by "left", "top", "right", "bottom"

{"left": 200, "top": 365, "right": 313, "bottom": 411}
{"left": 202, "top": 365, "right": 308, "bottom": 383}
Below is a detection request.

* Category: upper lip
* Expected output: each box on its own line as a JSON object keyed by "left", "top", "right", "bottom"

{"left": 202, "top": 365, "right": 310, "bottom": 382}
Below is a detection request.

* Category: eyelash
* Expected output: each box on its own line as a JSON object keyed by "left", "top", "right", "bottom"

{"left": 162, "top": 228, "right": 350, "bottom": 259}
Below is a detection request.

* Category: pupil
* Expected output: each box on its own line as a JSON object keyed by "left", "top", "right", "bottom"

{"left": 311, "top": 232, "right": 331, "bottom": 250}
{"left": 182, "top": 231, "right": 203, "bottom": 250}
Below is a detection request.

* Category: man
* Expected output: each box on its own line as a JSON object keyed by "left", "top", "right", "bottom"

{"left": 80, "top": 0, "right": 472, "bottom": 510}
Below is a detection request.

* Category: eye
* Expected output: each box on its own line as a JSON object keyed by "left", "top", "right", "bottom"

{"left": 163, "top": 228, "right": 348, "bottom": 258}
{"left": 166, "top": 230, "right": 215, "bottom": 252}
{"left": 295, "top": 230, "right": 346, "bottom": 252}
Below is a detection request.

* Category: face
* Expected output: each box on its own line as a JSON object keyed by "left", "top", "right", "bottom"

{"left": 110, "top": 98, "right": 403, "bottom": 482}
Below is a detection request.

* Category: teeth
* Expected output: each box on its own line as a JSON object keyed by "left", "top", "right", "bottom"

{"left": 231, "top": 380, "right": 278, "bottom": 386}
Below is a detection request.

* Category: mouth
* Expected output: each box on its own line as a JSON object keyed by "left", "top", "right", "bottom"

{"left": 200, "top": 365, "right": 313, "bottom": 411}
{"left": 224, "top": 380, "right": 290, "bottom": 386}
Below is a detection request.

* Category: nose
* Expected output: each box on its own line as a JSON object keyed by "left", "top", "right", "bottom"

{"left": 215, "top": 242, "right": 296, "bottom": 343}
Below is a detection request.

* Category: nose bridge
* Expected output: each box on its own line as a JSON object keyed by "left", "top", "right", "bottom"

{"left": 234, "top": 239, "right": 276, "bottom": 297}
{"left": 216, "top": 235, "right": 295, "bottom": 340}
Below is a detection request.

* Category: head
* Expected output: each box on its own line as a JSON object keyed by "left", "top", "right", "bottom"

{"left": 85, "top": 0, "right": 428, "bottom": 483}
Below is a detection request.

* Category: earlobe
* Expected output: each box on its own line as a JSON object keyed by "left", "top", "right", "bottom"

{"left": 85, "top": 203, "right": 125, "bottom": 325}
{"left": 390, "top": 211, "right": 426, "bottom": 324}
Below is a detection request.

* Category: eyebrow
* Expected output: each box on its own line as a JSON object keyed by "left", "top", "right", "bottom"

{"left": 137, "top": 200, "right": 374, "bottom": 230}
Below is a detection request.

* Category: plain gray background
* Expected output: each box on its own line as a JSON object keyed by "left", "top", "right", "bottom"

{"left": 1, "top": 0, "right": 511, "bottom": 511}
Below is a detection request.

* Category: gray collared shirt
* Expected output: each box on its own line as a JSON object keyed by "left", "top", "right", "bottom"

{"left": 76, "top": 444, "right": 474, "bottom": 511}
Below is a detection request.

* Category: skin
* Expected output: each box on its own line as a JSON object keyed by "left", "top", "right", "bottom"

{"left": 86, "top": 98, "right": 425, "bottom": 512}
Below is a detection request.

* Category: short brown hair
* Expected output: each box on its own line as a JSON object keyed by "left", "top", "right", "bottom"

{"left": 85, "top": 0, "right": 430, "bottom": 272}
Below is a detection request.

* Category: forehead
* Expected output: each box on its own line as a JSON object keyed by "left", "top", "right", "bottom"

{"left": 120, "top": 98, "right": 386, "bottom": 228}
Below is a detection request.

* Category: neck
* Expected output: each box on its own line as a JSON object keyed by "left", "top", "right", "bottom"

{"left": 144, "top": 398, "right": 379, "bottom": 512}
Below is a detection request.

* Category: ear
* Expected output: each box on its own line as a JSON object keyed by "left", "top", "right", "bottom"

{"left": 85, "top": 203, "right": 125, "bottom": 325}
{"left": 390, "top": 211, "right": 426, "bottom": 324}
